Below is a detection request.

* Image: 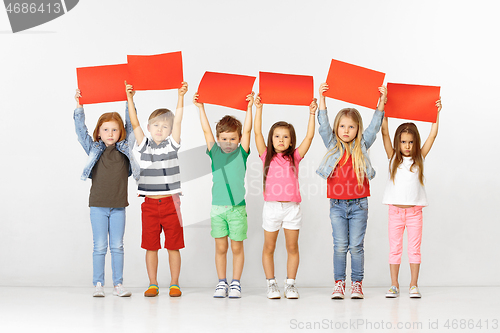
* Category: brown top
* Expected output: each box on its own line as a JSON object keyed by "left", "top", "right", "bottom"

{"left": 89, "top": 145, "right": 129, "bottom": 208}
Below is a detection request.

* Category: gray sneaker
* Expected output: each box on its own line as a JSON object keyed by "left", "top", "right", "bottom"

{"left": 284, "top": 279, "right": 299, "bottom": 299}
{"left": 266, "top": 279, "right": 281, "bottom": 299}
{"left": 93, "top": 282, "right": 105, "bottom": 297}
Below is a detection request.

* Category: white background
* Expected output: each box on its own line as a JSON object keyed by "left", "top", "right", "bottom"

{"left": 0, "top": 0, "right": 498, "bottom": 288}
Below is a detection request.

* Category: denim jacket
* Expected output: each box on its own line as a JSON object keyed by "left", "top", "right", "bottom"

{"left": 74, "top": 106, "right": 140, "bottom": 181}
{"left": 316, "top": 108, "right": 384, "bottom": 180}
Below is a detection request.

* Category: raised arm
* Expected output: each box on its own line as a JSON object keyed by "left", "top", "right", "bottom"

{"left": 363, "top": 86, "right": 387, "bottom": 148}
{"left": 420, "top": 99, "right": 442, "bottom": 158}
{"left": 253, "top": 93, "right": 267, "bottom": 156}
{"left": 193, "top": 92, "right": 216, "bottom": 151}
{"left": 171, "top": 81, "right": 188, "bottom": 144}
{"left": 297, "top": 98, "right": 317, "bottom": 158}
{"left": 317, "top": 83, "right": 335, "bottom": 148}
{"left": 381, "top": 116, "right": 394, "bottom": 159}
{"left": 125, "top": 81, "right": 145, "bottom": 145}
{"left": 73, "top": 89, "right": 93, "bottom": 155}
{"left": 240, "top": 92, "right": 254, "bottom": 153}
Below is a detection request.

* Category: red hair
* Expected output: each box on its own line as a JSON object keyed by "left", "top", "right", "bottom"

{"left": 92, "top": 112, "right": 126, "bottom": 142}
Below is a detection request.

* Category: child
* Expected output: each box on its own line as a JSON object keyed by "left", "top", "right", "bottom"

{"left": 192, "top": 91, "right": 253, "bottom": 298}
{"left": 254, "top": 94, "right": 318, "bottom": 299}
{"left": 125, "top": 81, "right": 188, "bottom": 297}
{"left": 74, "top": 89, "right": 140, "bottom": 297}
{"left": 316, "top": 83, "right": 387, "bottom": 299}
{"left": 381, "top": 99, "right": 442, "bottom": 298}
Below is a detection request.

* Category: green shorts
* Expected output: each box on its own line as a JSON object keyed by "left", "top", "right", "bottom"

{"left": 210, "top": 205, "right": 248, "bottom": 241}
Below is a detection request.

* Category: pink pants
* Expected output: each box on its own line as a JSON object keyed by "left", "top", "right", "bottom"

{"left": 388, "top": 205, "right": 423, "bottom": 264}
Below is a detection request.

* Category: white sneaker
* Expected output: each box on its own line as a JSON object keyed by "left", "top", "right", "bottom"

{"left": 113, "top": 284, "right": 132, "bottom": 297}
{"left": 266, "top": 279, "right": 281, "bottom": 299}
{"left": 284, "top": 279, "right": 299, "bottom": 299}
{"left": 331, "top": 280, "right": 345, "bottom": 299}
{"left": 409, "top": 286, "right": 421, "bottom": 298}
{"left": 213, "top": 281, "right": 229, "bottom": 298}
{"left": 93, "top": 282, "right": 105, "bottom": 297}
{"left": 228, "top": 280, "right": 242, "bottom": 299}
{"left": 385, "top": 286, "right": 399, "bottom": 298}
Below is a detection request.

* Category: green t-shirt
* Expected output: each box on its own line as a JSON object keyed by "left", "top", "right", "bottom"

{"left": 207, "top": 144, "right": 249, "bottom": 206}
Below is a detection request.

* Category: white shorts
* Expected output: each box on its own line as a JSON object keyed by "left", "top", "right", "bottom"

{"left": 262, "top": 201, "right": 302, "bottom": 232}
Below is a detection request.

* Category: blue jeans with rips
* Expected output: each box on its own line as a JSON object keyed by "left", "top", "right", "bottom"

{"left": 329, "top": 197, "right": 368, "bottom": 282}
{"left": 90, "top": 207, "right": 126, "bottom": 286}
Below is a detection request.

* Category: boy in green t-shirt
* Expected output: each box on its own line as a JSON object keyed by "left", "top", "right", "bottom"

{"left": 193, "top": 92, "right": 254, "bottom": 298}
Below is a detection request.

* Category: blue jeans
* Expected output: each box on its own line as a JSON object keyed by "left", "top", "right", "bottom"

{"left": 90, "top": 207, "right": 126, "bottom": 286}
{"left": 329, "top": 198, "right": 368, "bottom": 282}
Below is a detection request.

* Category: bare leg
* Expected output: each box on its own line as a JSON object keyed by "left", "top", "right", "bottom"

{"left": 215, "top": 237, "right": 229, "bottom": 280}
{"left": 390, "top": 264, "right": 400, "bottom": 288}
{"left": 146, "top": 250, "right": 159, "bottom": 285}
{"left": 230, "top": 240, "right": 244, "bottom": 280}
{"left": 409, "top": 263, "right": 420, "bottom": 288}
{"left": 167, "top": 249, "right": 181, "bottom": 286}
{"left": 284, "top": 229, "right": 300, "bottom": 280}
{"left": 262, "top": 230, "right": 279, "bottom": 279}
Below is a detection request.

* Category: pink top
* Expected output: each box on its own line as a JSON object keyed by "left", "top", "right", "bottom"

{"left": 260, "top": 148, "right": 303, "bottom": 202}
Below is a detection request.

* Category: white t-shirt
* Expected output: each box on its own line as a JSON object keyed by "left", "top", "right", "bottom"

{"left": 382, "top": 156, "right": 428, "bottom": 206}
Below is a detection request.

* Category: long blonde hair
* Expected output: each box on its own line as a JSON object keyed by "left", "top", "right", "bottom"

{"left": 390, "top": 123, "right": 424, "bottom": 185}
{"left": 324, "top": 108, "right": 367, "bottom": 186}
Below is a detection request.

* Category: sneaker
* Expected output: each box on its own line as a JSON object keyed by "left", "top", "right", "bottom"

{"left": 350, "top": 281, "right": 364, "bottom": 299}
{"left": 144, "top": 284, "right": 159, "bottom": 297}
{"left": 93, "top": 282, "right": 105, "bottom": 297}
{"left": 331, "top": 280, "right": 345, "bottom": 299}
{"left": 385, "top": 286, "right": 399, "bottom": 298}
{"left": 409, "top": 286, "right": 421, "bottom": 298}
{"left": 284, "top": 279, "right": 299, "bottom": 299}
{"left": 169, "top": 284, "right": 182, "bottom": 297}
{"left": 266, "top": 279, "right": 281, "bottom": 299}
{"left": 228, "top": 281, "right": 242, "bottom": 299}
{"left": 113, "top": 284, "right": 132, "bottom": 297}
{"left": 213, "top": 281, "right": 229, "bottom": 298}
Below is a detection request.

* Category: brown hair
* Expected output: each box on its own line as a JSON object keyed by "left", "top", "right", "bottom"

{"left": 216, "top": 115, "right": 242, "bottom": 138}
{"left": 92, "top": 112, "right": 126, "bottom": 142}
{"left": 263, "top": 121, "right": 297, "bottom": 192}
{"left": 390, "top": 122, "right": 424, "bottom": 185}
{"left": 148, "top": 108, "right": 174, "bottom": 126}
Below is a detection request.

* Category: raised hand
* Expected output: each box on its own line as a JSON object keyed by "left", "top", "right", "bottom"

{"left": 178, "top": 81, "right": 188, "bottom": 96}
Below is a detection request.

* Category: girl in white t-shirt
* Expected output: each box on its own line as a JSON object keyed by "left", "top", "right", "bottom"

{"left": 254, "top": 94, "right": 317, "bottom": 299}
{"left": 381, "top": 99, "right": 442, "bottom": 298}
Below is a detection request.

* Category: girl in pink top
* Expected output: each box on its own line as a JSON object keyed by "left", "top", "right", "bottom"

{"left": 254, "top": 93, "right": 317, "bottom": 299}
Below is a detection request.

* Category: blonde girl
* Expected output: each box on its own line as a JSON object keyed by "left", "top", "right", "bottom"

{"left": 316, "top": 83, "right": 387, "bottom": 299}
{"left": 74, "top": 89, "right": 140, "bottom": 297}
{"left": 254, "top": 94, "right": 317, "bottom": 299}
{"left": 381, "top": 100, "right": 442, "bottom": 298}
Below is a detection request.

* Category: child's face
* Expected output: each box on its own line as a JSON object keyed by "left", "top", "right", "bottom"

{"left": 337, "top": 116, "right": 358, "bottom": 143}
{"left": 148, "top": 120, "right": 172, "bottom": 144}
{"left": 399, "top": 132, "right": 414, "bottom": 157}
{"left": 272, "top": 127, "right": 291, "bottom": 153}
{"left": 218, "top": 131, "right": 240, "bottom": 153}
{"left": 99, "top": 121, "right": 121, "bottom": 147}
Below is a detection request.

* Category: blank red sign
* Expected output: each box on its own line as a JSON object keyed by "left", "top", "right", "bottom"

{"left": 385, "top": 83, "right": 441, "bottom": 123}
{"left": 197, "top": 72, "right": 256, "bottom": 111}
{"left": 325, "top": 59, "right": 385, "bottom": 109}
{"left": 127, "top": 51, "right": 183, "bottom": 90}
{"left": 77, "top": 64, "right": 129, "bottom": 105}
{"left": 259, "top": 72, "right": 313, "bottom": 106}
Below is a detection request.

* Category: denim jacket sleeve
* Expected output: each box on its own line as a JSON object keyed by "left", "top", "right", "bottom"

{"left": 125, "top": 102, "right": 136, "bottom": 146}
{"left": 362, "top": 109, "right": 384, "bottom": 149}
{"left": 317, "top": 109, "right": 336, "bottom": 149}
{"left": 74, "top": 107, "right": 93, "bottom": 156}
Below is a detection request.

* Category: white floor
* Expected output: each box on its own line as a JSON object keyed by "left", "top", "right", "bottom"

{"left": 1, "top": 287, "right": 499, "bottom": 333}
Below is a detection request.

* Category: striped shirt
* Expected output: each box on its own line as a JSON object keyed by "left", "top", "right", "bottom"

{"left": 134, "top": 136, "right": 181, "bottom": 196}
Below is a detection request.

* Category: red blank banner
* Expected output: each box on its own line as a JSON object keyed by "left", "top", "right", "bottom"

{"left": 259, "top": 72, "right": 313, "bottom": 106}
{"left": 325, "top": 59, "right": 385, "bottom": 109}
{"left": 385, "top": 83, "right": 441, "bottom": 123}
{"left": 77, "top": 64, "right": 129, "bottom": 105}
{"left": 127, "top": 51, "right": 183, "bottom": 90}
{"left": 197, "top": 72, "right": 256, "bottom": 111}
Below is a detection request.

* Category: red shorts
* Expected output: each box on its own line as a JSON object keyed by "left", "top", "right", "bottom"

{"left": 141, "top": 195, "right": 185, "bottom": 251}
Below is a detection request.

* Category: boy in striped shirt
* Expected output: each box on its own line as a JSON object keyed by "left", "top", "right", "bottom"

{"left": 125, "top": 81, "right": 188, "bottom": 297}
